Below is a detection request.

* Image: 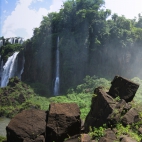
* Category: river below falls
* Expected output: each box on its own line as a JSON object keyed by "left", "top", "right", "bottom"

{"left": 0, "top": 117, "right": 10, "bottom": 137}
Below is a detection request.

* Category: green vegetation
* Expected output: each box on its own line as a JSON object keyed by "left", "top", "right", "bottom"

{"left": 0, "top": 136, "right": 6, "bottom": 142}
{"left": 74, "top": 75, "right": 111, "bottom": 93}
{"left": 88, "top": 121, "right": 142, "bottom": 141}
{"left": 1, "top": 76, "right": 142, "bottom": 120}
{"left": 25, "top": 81, "right": 50, "bottom": 97}
{"left": 132, "top": 77, "right": 142, "bottom": 103}
{"left": 0, "top": 77, "right": 40, "bottom": 118}
{"left": 0, "top": 75, "right": 142, "bottom": 141}
{"left": 0, "top": 43, "right": 23, "bottom": 62}
{"left": 115, "top": 123, "right": 142, "bottom": 141}
{"left": 89, "top": 125, "right": 106, "bottom": 141}
{"left": 0, "top": 75, "right": 110, "bottom": 119}
{"left": 28, "top": 93, "right": 92, "bottom": 119}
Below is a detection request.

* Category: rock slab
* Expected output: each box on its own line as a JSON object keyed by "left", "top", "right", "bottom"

{"left": 6, "top": 109, "right": 47, "bottom": 142}
{"left": 84, "top": 88, "right": 116, "bottom": 131}
{"left": 122, "top": 108, "right": 139, "bottom": 125}
{"left": 108, "top": 76, "right": 139, "bottom": 102}
{"left": 99, "top": 129, "right": 117, "bottom": 142}
{"left": 46, "top": 103, "right": 81, "bottom": 142}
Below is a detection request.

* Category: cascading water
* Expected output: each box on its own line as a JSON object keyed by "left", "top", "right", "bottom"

{"left": 1, "top": 37, "right": 23, "bottom": 46}
{"left": 0, "top": 56, "right": 3, "bottom": 82}
{"left": 0, "top": 40, "right": 3, "bottom": 47}
{"left": 0, "top": 37, "right": 25, "bottom": 88}
{"left": 17, "top": 55, "right": 25, "bottom": 80}
{"left": 1, "top": 52, "right": 19, "bottom": 87}
{"left": 53, "top": 37, "right": 60, "bottom": 96}
{"left": 18, "top": 38, "right": 23, "bottom": 44}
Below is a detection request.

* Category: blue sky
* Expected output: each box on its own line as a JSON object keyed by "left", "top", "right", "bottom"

{"left": 1, "top": 0, "right": 142, "bottom": 40}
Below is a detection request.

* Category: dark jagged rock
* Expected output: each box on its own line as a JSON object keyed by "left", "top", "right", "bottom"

{"left": 121, "top": 108, "right": 139, "bottom": 125}
{"left": 6, "top": 109, "right": 47, "bottom": 142}
{"left": 120, "top": 135, "right": 137, "bottom": 142}
{"left": 84, "top": 88, "right": 116, "bottom": 131}
{"left": 6, "top": 103, "right": 81, "bottom": 142}
{"left": 99, "top": 129, "right": 117, "bottom": 142}
{"left": 17, "top": 94, "right": 25, "bottom": 103}
{"left": 84, "top": 85, "right": 137, "bottom": 132}
{"left": 108, "top": 76, "right": 139, "bottom": 102}
{"left": 107, "top": 99, "right": 128, "bottom": 125}
{"left": 46, "top": 103, "right": 81, "bottom": 142}
{"left": 64, "top": 134, "right": 80, "bottom": 142}
{"left": 64, "top": 134, "right": 92, "bottom": 142}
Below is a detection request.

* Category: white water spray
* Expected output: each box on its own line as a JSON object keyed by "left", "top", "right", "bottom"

{"left": 54, "top": 37, "right": 60, "bottom": 96}
{"left": 0, "top": 40, "right": 3, "bottom": 47}
{"left": 1, "top": 52, "right": 19, "bottom": 87}
{"left": 17, "top": 55, "right": 25, "bottom": 80}
{"left": 0, "top": 56, "right": 3, "bottom": 82}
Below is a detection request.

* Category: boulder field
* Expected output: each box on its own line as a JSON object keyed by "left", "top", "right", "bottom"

{"left": 5, "top": 76, "right": 142, "bottom": 142}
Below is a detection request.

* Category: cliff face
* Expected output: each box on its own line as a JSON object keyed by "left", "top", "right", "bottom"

{"left": 21, "top": 38, "right": 53, "bottom": 96}
{"left": 20, "top": 25, "right": 92, "bottom": 95}
{"left": 20, "top": 33, "right": 140, "bottom": 96}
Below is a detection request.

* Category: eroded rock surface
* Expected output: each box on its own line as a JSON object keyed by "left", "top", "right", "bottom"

{"left": 6, "top": 109, "right": 47, "bottom": 142}
{"left": 84, "top": 88, "right": 116, "bottom": 131}
{"left": 99, "top": 129, "right": 117, "bottom": 142}
{"left": 46, "top": 103, "right": 81, "bottom": 142}
{"left": 80, "top": 134, "right": 91, "bottom": 142}
{"left": 108, "top": 76, "right": 139, "bottom": 102}
{"left": 121, "top": 108, "right": 139, "bottom": 125}
{"left": 120, "top": 135, "right": 137, "bottom": 142}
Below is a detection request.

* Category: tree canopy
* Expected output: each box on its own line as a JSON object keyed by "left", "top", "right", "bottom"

{"left": 20, "top": 0, "right": 142, "bottom": 94}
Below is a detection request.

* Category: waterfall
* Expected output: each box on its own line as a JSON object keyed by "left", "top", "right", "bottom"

{"left": 1, "top": 52, "right": 19, "bottom": 87}
{"left": 8, "top": 38, "right": 12, "bottom": 44}
{"left": 18, "top": 38, "right": 23, "bottom": 44}
{"left": 1, "top": 37, "right": 24, "bottom": 46}
{"left": 0, "top": 56, "right": 3, "bottom": 83}
{"left": 0, "top": 40, "right": 3, "bottom": 47}
{"left": 53, "top": 37, "right": 60, "bottom": 96}
{"left": 17, "top": 55, "right": 25, "bottom": 80}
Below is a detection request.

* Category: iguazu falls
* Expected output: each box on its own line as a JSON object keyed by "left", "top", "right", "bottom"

{"left": 0, "top": 37, "right": 24, "bottom": 87}
{"left": 1, "top": 0, "right": 142, "bottom": 141}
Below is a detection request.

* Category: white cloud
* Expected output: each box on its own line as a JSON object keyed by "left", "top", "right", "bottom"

{"left": 105, "top": 0, "right": 142, "bottom": 19}
{"left": 48, "top": 0, "right": 64, "bottom": 13}
{"left": 3, "top": 0, "right": 142, "bottom": 40}
{"left": 34, "top": 0, "right": 43, "bottom": 2}
{"left": 2, "top": 0, "right": 65, "bottom": 39}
